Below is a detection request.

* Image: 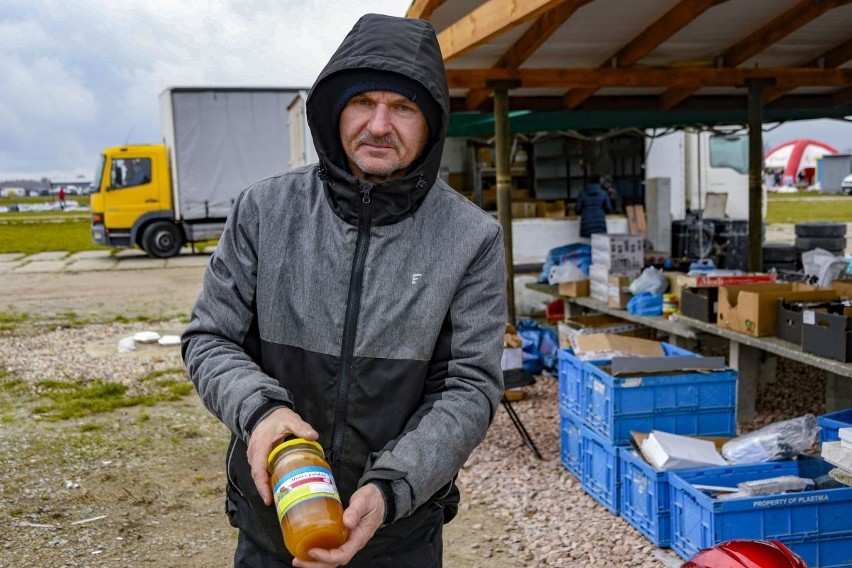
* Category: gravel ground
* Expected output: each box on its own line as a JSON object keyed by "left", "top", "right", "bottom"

{"left": 0, "top": 318, "right": 830, "bottom": 567}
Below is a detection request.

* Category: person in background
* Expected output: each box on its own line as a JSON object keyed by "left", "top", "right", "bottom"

{"left": 58, "top": 186, "right": 66, "bottom": 210}
{"left": 574, "top": 173, "right": 613, "bottom": 238}
{"left": 181, "top": 13, "right": 507, "bottom": 568}
{"left": 600, "top": 174, "right": 622, "bottom": 214}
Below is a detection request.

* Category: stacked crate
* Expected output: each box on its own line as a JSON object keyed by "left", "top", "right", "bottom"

{"left": 589, "top": 234, "right": 643, "bottom": 304}
{"left": 557, "top": 342, "right": 738, "bottom": 545}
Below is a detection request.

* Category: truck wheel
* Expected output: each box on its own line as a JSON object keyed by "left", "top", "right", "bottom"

{"left": 142, "top": 222, "right": 184, "bottom": 258}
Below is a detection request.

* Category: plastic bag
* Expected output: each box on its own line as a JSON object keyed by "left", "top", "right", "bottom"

{"left": 516, "top": 319, "right": 559, "bottom": 375}
{"left": 802, "top": 248, "right": 849, "bottom": 287}
{"left": 721, "top": 414, "right": 819, "bottom": 464}
{"left": 629, "top": 266, "right": 668, "bottom": 295}
{"left": 627, "top": 292, "right": 663, "bottom": 316}
{"left": 737, "top": 475, "right": 813, "bottom": 496}
{"left": 548, "top": 262, "right": 586, "bottom": 285}
{"left": 538, "top": 244, "right": 591, "bottom": 283}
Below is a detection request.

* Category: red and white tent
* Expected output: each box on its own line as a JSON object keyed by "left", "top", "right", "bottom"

{"left": 764, "top": 139, "right": 838, "bottom": 185}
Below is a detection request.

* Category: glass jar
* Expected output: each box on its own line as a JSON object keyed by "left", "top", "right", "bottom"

{"left": 267, "top": 438, "right": 348, "bottom": 560}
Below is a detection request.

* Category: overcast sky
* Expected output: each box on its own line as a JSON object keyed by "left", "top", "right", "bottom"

{"left": 1, "top": 0, "right": 850, "bottom": 182}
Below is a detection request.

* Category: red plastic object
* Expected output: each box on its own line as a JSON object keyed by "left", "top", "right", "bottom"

{"left": 682, "top": 539, "right": 808, "bottom": 568}
{"left": 545, "top": 298, "right": 565, "bottom": 321}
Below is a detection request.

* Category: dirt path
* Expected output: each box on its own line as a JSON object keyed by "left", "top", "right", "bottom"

{"left": 0, "top": 259, "right": 516, "bottom": 568}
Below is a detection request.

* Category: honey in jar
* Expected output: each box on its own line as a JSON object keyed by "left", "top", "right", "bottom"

{"left": 267, "top": 438, "right": 348, "bottom": 560}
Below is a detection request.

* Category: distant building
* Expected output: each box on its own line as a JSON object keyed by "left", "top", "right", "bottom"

{"left": 49, "top": 180, "right": 93, "bottom": 195}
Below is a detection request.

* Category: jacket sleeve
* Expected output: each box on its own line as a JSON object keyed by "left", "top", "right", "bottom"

{"left": 574, "top": 192, "right": 585, "bottom": 214}
{"left": 358, "top": 225, "right": 507, "bottom": 521}
{"left": 181, "top": 188, "right": 293, "bottom": 442}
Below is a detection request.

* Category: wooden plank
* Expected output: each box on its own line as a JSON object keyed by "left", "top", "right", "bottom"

{"left": 438, "top": 0, "right": 568, "bottom": 62}
{"left": 625, "top": 204, "right": 647, "bottom": 237}
{"left": 445, "top": 67, "right": 852, "bottom": 90}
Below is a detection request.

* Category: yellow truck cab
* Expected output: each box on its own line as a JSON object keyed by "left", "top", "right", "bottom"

{"left": 90, "top": 87, "right": 306, "bottom": 258}
{"left": 90, "top": 144, "right": 182, "bottom": 257}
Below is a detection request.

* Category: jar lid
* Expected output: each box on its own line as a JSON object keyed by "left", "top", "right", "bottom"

{"left": 267, "top": 438, "right": 324, "bottom": 467}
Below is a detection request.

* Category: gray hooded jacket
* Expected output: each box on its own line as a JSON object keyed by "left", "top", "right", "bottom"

{"left": 182, "top": 13, "right": 506, "bottom": 559}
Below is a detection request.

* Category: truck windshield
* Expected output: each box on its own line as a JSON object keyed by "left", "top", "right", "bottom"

{"left": 708, "top": 134, "right": 748, "bottom": 175}
{"left": 91, "top": 155, "right": 106, "bottom": 193}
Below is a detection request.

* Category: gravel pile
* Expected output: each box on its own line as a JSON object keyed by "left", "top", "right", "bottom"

{"left": 0, "top": 323, "right": 832, "bottom": 567}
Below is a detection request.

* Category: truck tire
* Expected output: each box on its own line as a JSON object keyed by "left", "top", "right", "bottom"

{"left": 794, "top": 236, "right": 847, "bottom": 252}
{"left": 142, "top": 221, "right": 184, "bottom": 258}
{"left": 794, "top": 222, "right": 846, "bottom": 238}
{"left": 762, "top": 243, "right": 796, "bottom": 262}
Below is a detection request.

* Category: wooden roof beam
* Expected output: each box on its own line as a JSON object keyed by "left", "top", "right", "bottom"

{"left": 833, "top": 87, "right": 852, "bottom": 109}
{"left": 764, "top": 37, "right": 852, "bottom": 104}
{"left": 406, "top": 0, "right": 448, "bottom": 21}
{"left": 465, "top": 0, "right": 592, "bottom": 110}
{"left": 658, "top": 0, "right": 852, "bottom": 110}
{"left": 564, "top": 0, "right": 730, "bottom": 109}
{"left": 446, "top": 67, "right": 852, "bottom": 89}
{"left": 437, "top": 0, "right": 571, "bottom": 62}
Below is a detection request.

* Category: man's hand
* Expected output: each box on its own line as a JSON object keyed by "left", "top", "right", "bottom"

{"left": 246, "top": 407, "right": 318, "bottom": 505}
{"left": 292, "top": 483, "right": 387, "bottom": 568}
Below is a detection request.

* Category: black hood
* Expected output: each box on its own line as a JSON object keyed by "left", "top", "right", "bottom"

{"left": 306, "top": 14, "right": 449, "bottom": 225}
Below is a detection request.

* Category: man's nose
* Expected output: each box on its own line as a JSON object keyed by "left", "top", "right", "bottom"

{"left": 366, "top": 104, "right": 392, "bottom": 136}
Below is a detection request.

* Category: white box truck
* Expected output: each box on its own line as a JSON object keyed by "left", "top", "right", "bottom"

{"left": 90, "top": 87, "right": 307, "bottom": 257}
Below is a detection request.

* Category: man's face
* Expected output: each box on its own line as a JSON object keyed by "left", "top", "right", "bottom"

{"left": 339, "top": 90, "right": 430, "bottom": 182}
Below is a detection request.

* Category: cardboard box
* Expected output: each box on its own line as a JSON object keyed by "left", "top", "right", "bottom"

{"left": 716, "top": 283, "right": 838, "bottom": 337}
{"left": 511, "top": 201, "right": 537, "bottom": 218}
{"left": 477, "top": 147, "right": 493, "bottom": 167}
{"left": 665, "top": 273, "right": 775, "bottom": 302}
{"left": 557, "top": 279, "right": 589, "bottom": 298}
{"left": 536, "top": 200, "right": 566, "bottom": 219}
{"left": 572, "top": 333, "right": 665, "bottom": 359}
{"left": 608, "top": 274, "right": 633, "bottom": 309}
{"left": 834, "top": 280, "right": 852, "bottom": 299}
{"left": 802, "top": 303, "right": 852, "bottom": 362}
{"left": 557, "top": 315, "right": 646, "bottom": 349}
{"left": 680, "top": 287, "right": 719, "bottom": 323}
{"left": 591, "top": 233, "right": 644, "bottom": 271}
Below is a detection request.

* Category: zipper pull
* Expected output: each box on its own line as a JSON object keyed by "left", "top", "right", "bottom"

{"left": 360, "top": 187, "right": 372, "bottom": 204}
{"left": 416, "top": 175, "right": 427, "bottom": 190}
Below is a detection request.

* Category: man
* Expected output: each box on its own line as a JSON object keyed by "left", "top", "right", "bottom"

{"left": 574, "top": 173, "right": 613, "bottom": 238}
{"left": 182, "top": 13, "right": 507, "bottom": 568}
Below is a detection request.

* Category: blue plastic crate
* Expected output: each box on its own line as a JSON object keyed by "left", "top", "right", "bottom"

{"left": 818, "top": 408, "right": 852, "bottom": 444}
{"left": 618, "top": 446, "right": 672, "bottom": 547}
{"left": 670, "top": 458, "right": 852, "bottom": 568}
{"left": 559, "top": 405, "right": 583, "bottom": 479}
{"left": 583, "top": 346, "right": 736, "bottom": 445}
{"left": 559, "top": 344, "right": 693, "bottom": 421}
{"left": 558, "top": 348, "right": 611, "bottom": 419}
{"left": 580, "top": 423, "right": 625, "bottom": 515}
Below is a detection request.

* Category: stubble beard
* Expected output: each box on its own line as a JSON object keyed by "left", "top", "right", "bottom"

{"left": 351, "top": 134, "right": 409, "bottom": 181}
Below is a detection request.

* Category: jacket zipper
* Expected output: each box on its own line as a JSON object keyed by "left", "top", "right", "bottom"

{"left": 328, "top": 183, "right": 373, "bottom": 476}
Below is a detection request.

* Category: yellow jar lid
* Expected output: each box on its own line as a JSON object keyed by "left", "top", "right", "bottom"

{"left": 267, "top": 437, "right": 324, "bottom": 467}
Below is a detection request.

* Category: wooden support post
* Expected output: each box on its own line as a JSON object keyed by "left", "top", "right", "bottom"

{"left": 492, "top": 84, "right": 517, "bottom": 324}
{"left": 728, "top": 341, "right": 778, "bottom": 424}
{"left": 746, "top": 79, "right": 772, "bottom": 273}
{"left": 826, "top": 373, "right": 852, "bottom": 412}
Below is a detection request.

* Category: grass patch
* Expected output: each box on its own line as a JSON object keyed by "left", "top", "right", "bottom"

{"left": 0, "top": 218, "right": 111, "bottom": 255}
{"left": 0, "top": 311, "right": 30, "bottom": 331}
{"left": 32, "top": 375, "right": 194, "bottom": 421}
{"left": 766, "top": 197, "right": 852, "bottom": 224}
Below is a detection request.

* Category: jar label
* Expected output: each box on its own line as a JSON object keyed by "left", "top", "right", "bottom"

{"left": 273, "top": 466, "right": 341, "bottom": 520}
